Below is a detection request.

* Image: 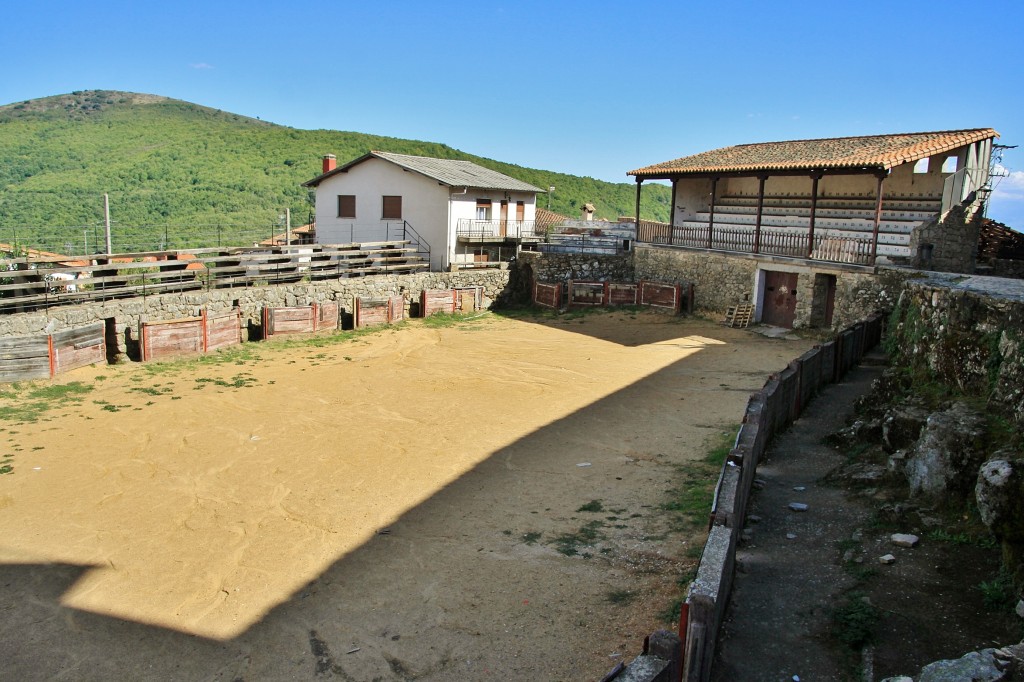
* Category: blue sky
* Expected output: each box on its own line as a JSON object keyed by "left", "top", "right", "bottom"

{"left": 2, "top": 0, "right": 1022, "bottom": 227}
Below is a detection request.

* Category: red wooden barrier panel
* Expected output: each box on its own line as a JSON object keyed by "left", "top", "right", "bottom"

{"left": 640, "top": 281, "right": 684, "bottom": 314}
{"left": 421, "top": 289, "right": 457, "bottom": 317}
{"left": 263, "top": 303, "right": 340, "bottom": 338}
{"left": 51, "top": 323, "right": 106, "bottom": 375}
{"left": 608, "top": 283, "right": 638, "bottom": 306}
{"left": 141, "top": 317, "right": 204, "bottom": 361}
{"left": 355, "top": 295, "right": 405, "bottom": 328}
{"left": 568, "top": 281, "right": 606, "bottom": 306}
{"left": 533, "top": 282, "right": 562, "bottom": 309}
{"left": 205, "top": 309, "right": 242, "bottom": 352}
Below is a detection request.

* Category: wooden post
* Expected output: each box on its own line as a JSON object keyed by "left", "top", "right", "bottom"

{"left": 708, "top": 177, "right": 719, "bottom": 249}
{"left": 871, "top": 172, "right": 887, "bottom": 264}
{"left": 103, "top": 193, "right": 112, "bottom": 255}
{"left": 634, "top": 178, "right": 643, "bottom": 239}
{"left": 669, "top": 179, "right": 678, "bottom": 245}
{"left": 807, "top": 173, "right": 821, "bottom": 258}
{"left": 753, "top": 175, "right": 767, "bottom": 254}
{"left": 647, "top": 629, "right": 682, "bottom": 682}
{"left": 285, "top": 208, "right": 292, "bottom": 247}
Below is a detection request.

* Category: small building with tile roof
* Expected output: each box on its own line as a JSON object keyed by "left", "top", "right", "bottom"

{"left": 626, "top": 129, "right": 1000, "bottom": 328}
{"left": 303, "top": 151, "right": 545, "bottom": 270}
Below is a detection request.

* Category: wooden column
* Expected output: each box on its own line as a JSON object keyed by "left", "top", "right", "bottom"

{"left": 753, "top": 175, "right": 767, "bottom": 254}
{"left": 807, "top": 173, "right": 821, "bottom": 257}
{"left": 708, "top": 177, "right": 719, "bottom": 249}
{"left": 634, "top": 179, "right": 643, "bottom": 241}
{"left": 871, "top": 171, "right": 887, "bottom": 264}
{"left": 669, "top": 179, "right": 678, "bottom": 245}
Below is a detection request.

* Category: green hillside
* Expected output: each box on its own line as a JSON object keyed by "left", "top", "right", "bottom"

{"left": 0, "top": 90, "right": 669, "bottom": 251}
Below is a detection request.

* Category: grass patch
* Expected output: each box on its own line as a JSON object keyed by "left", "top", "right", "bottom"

{"left": 576, "top": 499, "right": 604, "bottom": 513}
{"left": 977, "top": 569, "right": 1016, "bottom": 611}
{"left": 522, "top": 531, "right": 542, "bottom": 545}
{"left": 606, "top": 589, "right": 636, "bottom": 606}
{"left": 554, "top": 520, "right": 605, "bottom": 557}
{"left": 0, "top": 381, "right": 94, "bottom": 423}
{"left": 832, "top": 592, "right": 881, "bottom": 649}
{"left": 661, "top": 426, "right": 738, "bottom": 529}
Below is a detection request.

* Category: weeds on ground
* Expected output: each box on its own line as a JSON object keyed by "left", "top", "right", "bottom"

{"left": 606, "top": 589, "right": 636, "bottom": 606}
{"left": 977, "top": 569, "right": 1017, "bottom": 612}
{"left": 0, "top": 381, "right": 94, "bottom": 423}
{"left": 832, "top": 592, "right": 881, "bottom": 649}
{"left": 661, "top": 427, "right": 737, "bottom": 529}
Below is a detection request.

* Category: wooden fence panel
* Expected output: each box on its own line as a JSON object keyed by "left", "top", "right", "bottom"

{"left": 421, "top": 289, "right": 456, "bottom": 317}
{"left": 317, "top": 302, "right": 340, "bottom": 331}
{"left": 355, "top": 295, "right": 404, "bottom": 328}
{"left": 608, "top": 283, "right": 638, "bottom": 306}
{"left": 206, "top": 309, "right": 242, "bottom": 351}
{"left": 533, "top": 282, "right": 561, "bottom": 309}
{"left": 264, "top": 306, "right": 316, "bottom": 337}
{"left": 455, "top": 286, "right": 483, "bottom": 313}
{"left": 0, "top": 335, "right": 51, "bottom": 382}
{"left": 51, "top": 323, "right": 105, "bottom": 375}
{"left": 141, "top": 317, "right": 204, "bottom": 361}
{"left": 568, "top": 281, "right": 606, "bottom": 307}
{"left": 640, "top": 281, "right": 683, "bottom": 314}
{"left": 818, "top": 340, "right": 836, "bottom": 390}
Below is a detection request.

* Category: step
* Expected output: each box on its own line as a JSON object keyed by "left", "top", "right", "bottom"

{"left": 692, "top": 213, "right": 919, "bottom": 234}
{"left": 681, "top": 221, "right": 912, "bottom": 244}
{"left": 706, "top": 205, "right": 937, "bottom": 222}
{"left": 716, "top": 195, "right": 942, "bottom": 212}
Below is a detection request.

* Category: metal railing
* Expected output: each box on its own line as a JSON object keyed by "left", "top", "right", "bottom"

{"left": 639, "top": 224, "right": 874, "bottom": 265}
{"left": 455, "top": 219, "right": 541, "bottom": 240}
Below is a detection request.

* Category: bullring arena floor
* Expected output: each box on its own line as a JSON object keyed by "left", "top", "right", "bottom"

{"left": 0, "top": 310, "right": 811, "bottom": 680}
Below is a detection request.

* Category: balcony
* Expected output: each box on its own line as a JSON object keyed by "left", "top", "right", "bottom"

{"left": 456, "top": 219, "right": 542, "bottom": 242}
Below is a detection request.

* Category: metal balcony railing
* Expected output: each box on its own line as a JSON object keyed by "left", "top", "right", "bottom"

{"left": 455, "top": 219, "right": 541, "bottom": 240}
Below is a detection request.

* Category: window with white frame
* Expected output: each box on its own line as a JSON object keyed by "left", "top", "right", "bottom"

{"left": 475, "top": 199, "right": 491, "bottom": 220}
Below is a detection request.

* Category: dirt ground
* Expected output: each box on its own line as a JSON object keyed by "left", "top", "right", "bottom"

{"left": 0, "top": 310, "right": 811, "bottom": 681}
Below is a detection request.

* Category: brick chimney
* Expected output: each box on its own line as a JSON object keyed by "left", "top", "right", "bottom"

{"left": 322, "top": 154, "right": 337, "bottom": 174}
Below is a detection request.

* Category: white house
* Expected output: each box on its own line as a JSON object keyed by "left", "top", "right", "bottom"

{"left": 303, "top": 151, "right": 545, "bottom": 271}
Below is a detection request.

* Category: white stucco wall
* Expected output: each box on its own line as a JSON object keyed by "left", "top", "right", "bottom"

{"left": 449, "top": 191, "right": 538, "bottom": 265}
{"left": 313, "top": 158, "right": 451, "bottom": 270}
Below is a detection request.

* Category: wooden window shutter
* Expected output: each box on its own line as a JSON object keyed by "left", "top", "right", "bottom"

{"left": 382, "top": 195, "right": 402, "bottom": 220}
{"left": 338, "top": 195, "right": 356, "bottom": 219}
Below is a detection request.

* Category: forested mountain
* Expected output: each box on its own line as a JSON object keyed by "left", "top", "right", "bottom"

{"left": 0, "top": 91, "right": 670, "bottom": 236}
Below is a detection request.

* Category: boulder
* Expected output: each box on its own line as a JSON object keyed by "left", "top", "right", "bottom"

{"left": 976, "top": 454, "right": 1024, "bottom": 538}
{"left": 917, "top": 648, "right": 1004, "bottom": 682}
{"left": 903, "top": 402, "right": 987, "bottom": 498}
{"left": 882, "top": 406, "right": 930, "bottom": 454}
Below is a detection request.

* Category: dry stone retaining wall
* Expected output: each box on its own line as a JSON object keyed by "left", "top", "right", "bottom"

{"left": 0, "top": 271, "right": 510, "bottom": 363}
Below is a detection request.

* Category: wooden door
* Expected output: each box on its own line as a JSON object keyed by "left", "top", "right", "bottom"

{"left": 499, "top": 200, "right": 508, "bottom": 237}
{"left": 761, "top": 271, "right": 798, "bottom": 328}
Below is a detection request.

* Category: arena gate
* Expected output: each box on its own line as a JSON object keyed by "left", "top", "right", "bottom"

{"left": 639, "top": 280, "right": 694, "bottom": 314}
{"left": 532, "top": 281, "right": 562, "bottom": 309}
{"left": 355, "top": 295, "right": 405, "bottom": 328}
{"left": 0, "top": 322, "right": 106, "bottom": 382}
{"left": 140, "top": 308, "right": 242, "bottom": 362}
{"left": 262, "top": 303, "right": 340, "bottom": 338}
{"left": 419, "top": 287, "right": 484, "bottom": 317}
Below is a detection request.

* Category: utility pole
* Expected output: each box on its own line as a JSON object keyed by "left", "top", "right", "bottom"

{"left": 285, "top": 207, "right": 291, "bottom": 247}
{"left": 103, "top": 193, "right": 112, "bottom": 254}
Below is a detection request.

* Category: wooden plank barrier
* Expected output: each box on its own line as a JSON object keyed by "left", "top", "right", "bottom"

{"left": 672, "top": 311, "right": 887, "bottom": 682}
{"left": 141, "top": 308, "right": 242, "bottom": 361}
{"left": 640, "top": 280, "right": 687, "bottom": 314}
{"left": 206, "top": 309, "right": 243, "bottom": 352}
{"left": 533, "top": 281, "right": 562, "bottom": 309}
{"left": 355, "top": 295, "right": 404, "bottom": 328}
{"left": 421, "top": 289, "right": 457, "bottom": 317}
{"left": 141, "top": 317, "right": 204, "bottom": 361}
{"left": 568, "top": 281, "right": 606, "bottom": 307}
{"left": 0, "top": 323, "right": 107, "bottom": 382}
{"left": 51, "top": 323, "right": 106, "bottom": 375}
{"left": 608, "top": 282, "right": 638, "bottom": 306}
{"left": 262, "top": 303, "right": 340, "bottom": 338}
{"left": 0, "top": 335, "right": 57, "bottom": 382}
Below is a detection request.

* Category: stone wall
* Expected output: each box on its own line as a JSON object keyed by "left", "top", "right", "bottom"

{"left": 909, "top": 204, "right": 983, "bottom": 274}
{"left": 0, "top": 270, "right": 511, "bottom": 363}
{"left": 633, "top": 245, "right": 756, "bottom": 314}
{"left": 634, "top": 245, "right": 909, "bottom": 330}
{"left": 516, "top": 251, "right": 634, "bottom": 287}
{"left": 886, "top": 274, "right": 1024, "bottom": 426}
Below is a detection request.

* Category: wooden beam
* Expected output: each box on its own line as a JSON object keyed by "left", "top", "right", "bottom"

{"left": 871, "top": 171, "right": 887, "bottom": 264}
{"left": 807, "top": 173, "right": 822, "bottom": 257}
{"left": 753, "top": 175, "right": 767, "bottom": 254}
{"left": 634, "top": 179, "right": 643, "bottom": 238}
{"left": 708, "top": 177, "right": 719, "bottom": 249}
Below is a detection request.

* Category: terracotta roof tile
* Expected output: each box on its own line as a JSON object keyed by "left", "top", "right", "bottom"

{"left": 629, "top": 128, "right": 999, "bottom": 178}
